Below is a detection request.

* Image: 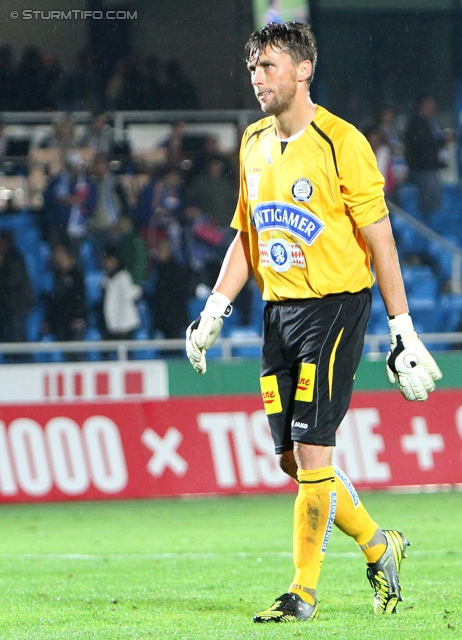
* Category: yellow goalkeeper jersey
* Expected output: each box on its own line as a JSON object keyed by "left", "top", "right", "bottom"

{"left": 231, "top": 105, "right": 389, "bottom": 301}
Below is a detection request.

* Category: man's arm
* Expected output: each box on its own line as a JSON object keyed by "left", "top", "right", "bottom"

{"left": 214, "top": 230, "right": 253, "bottom": 301}
{"left": 360, "top": 215, "right": 442, "bottom": 401}
{"left": 359, "top": 215, "right": 408, "bottom": 315}
{"left": 185, "top": 230, "right": 253, "bottom": 374}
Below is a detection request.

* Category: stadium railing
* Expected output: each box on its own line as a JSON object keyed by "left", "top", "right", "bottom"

{"left": 0, "top": 332, "right": 460, "bottom": 362}
{"left": 387, "top": 198, "right": 462, "bottom": 294}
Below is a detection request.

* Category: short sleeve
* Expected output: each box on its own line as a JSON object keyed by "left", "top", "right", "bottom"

{"left": 338, "top": 128, "right": 389, "bottom": 228}
{"left": 230, "top": 133, "right": 249, "bottom": 231}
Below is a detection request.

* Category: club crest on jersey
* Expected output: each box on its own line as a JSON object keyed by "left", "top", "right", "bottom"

{"left": 266, "top": 234, "right": 292, "bottom": 272}
{"left": 251, "top": 201, "right": 324, "bottom": 246}
{"left": 291, "top": 178, "right": 314, "bottom": 203}
{"left": 259, "top": 232, "right": 305, "bottom": 271}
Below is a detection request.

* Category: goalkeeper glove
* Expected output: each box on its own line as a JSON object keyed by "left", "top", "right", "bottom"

{"left": 386, "top": 313, "right": 442, "bottom": 401}
{"left": 185, "top": 292, "right": 232, "bottom": 374}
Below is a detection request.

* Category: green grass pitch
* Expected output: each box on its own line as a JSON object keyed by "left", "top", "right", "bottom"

{"left": 0, "top": 490, "right": 460, "bottom": 639}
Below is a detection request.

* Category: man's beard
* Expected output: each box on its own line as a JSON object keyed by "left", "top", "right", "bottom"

{"left": 260, "top": 83, "right": 297, "bottom": 116}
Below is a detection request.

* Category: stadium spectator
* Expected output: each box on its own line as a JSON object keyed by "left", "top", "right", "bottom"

{"left": 376, "top": 105, "right": 403, "bottom": 157}
{"left": 43, "top": 151, "right": 96, "bottom": 247}
{"left": 157, "top": 121, "right": 188, "bottom": 168}
{"left": 79, "top": 112, "right": 114, "bottom": 156}
{"left": 0, "top": 230, "right": 33, "bottom": 353}
{"left": 87, "top": 154, "right": 128, "bottom": 260}
{"left": 375, "top": 105, "right": 408, "bottom": 185}
{"left": 189, "top": 134, "right": 236, "bottom": 180}
{"left": 100, "top": 245, "right": 142, "bottom": 340}
{"left": 184, "top": 156, "right": 237, "bottom": 227}
{"left": 404, "top": 94, "right": 451, "bottom": 219}
{"left": 136, "top": 165, "right": 184, "bottom": 261}
{"left": 182, "top": 199, "right": 226, "bottom": 293}
{"left": 365, "top": 126, "right": 396, "bottom": 197}
{"left": 109, "top": 216, "right": 148, "bottom": 286}
{"left": 39, "top": 112, "right": 77, "bottom": 150}
{"left": 149, "top": 238, "right": 189, "bottom": 339}
{"left": 105, "top": 57, "right": 144, "bottom": 111}
{"left": 42, "top": 242, "right": 86, "bottom": 355}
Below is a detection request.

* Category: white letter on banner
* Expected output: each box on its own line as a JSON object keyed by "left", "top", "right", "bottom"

{"left": 0, "top": 421, "right": 17, "bottom": 495}
{"left": 333, "top": 411, "right": 362, "bottom": 482}
{"left": 9, "top": 419, "right": 52, "bottom": 496}
{"left": 141, "top": 427, "right": 188, "bottom": 477}
{"left": 231, "top": 412, "right": 258, "bottom": 487}
{"left": 83, "top": 417, "right": 128, "bottom": 493}
{"left": 354, "top": 408, "right": 391, "bottom": 482}
{"left": 456, "top": 406, "right": 462, "bottom": 444}
{"left": 250, "top": 411, "right": 290, "bottom": 487}
{"left": 197, "top": 413, "right": 236, "bottom": 487}
{"left": 46, "top": 417, "right": 90, "bottom": 495}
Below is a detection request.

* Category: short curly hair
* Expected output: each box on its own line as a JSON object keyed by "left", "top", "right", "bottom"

{"left": 245, "top": 22, "right": 317, "bottom": 85}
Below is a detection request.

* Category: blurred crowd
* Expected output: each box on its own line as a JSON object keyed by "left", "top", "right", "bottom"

{"left": 0, "top": 45, "right": 198, "bottom": 112}
{"left": 0, "top": 113, "right": 242, "bottom": 356}
{"left": 363, "top": 95, "right": 455, "bottom": 209}
{"left": 0, "top": 89, "right": 459, "bottom": 355}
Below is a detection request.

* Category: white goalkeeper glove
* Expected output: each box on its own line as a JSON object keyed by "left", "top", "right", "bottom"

{"left": 386, "top": 313, "right": 442, "bottom": 401}
{"left": 185, "top": 292, "right": 232, "bottom": 374}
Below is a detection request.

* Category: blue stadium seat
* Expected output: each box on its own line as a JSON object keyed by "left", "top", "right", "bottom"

{"left": 427, "top": 238, "right": 461, "bottom": 282}
{"left": 79, "top": 239, "right": 99, "bottom": 272}
{"left": 408, "top": 297, "right": 441, "bottom": 333}
{"left": 397, "top": 183, "right": 420, "bottom": 217}
{"left": 85, "top": 270, "right": 104, "bottom": 309}
{"left": 130, "top": 327, "right": 158, "bottom": 360}
{"left": 401, "top": 265, "right": 439, "bottom": 299}
{"left": 33, "top": 334, "right": 64, "bottom": 363}
{"left": 439, "top": 294, "right": 462, "bottom": 332}
{"left": 84, "top": 327, "right": 102, "bottom": 361}
{"left": 137, "top": 298, "right": 152, "bottom": 334}
{"left": 26, "top": 306, "right": 44, "bottom": 342}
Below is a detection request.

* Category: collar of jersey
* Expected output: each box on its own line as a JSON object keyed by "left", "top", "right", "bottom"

{"left": 276, "top": 128, "right": 306, "bottom": 143}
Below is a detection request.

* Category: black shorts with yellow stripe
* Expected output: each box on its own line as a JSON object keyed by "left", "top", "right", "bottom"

{"left": 260, "top": 289, "right": 371, "bottom": 452}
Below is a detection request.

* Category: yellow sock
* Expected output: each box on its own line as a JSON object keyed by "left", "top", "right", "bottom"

{"left": 333, "top": 466, "right": 386, "bottom": 563}
{"left": 289, "top": 466, "right": 336, "bottom": 605}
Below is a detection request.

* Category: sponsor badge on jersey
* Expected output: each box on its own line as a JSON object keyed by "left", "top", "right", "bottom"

{"left": 295, "top": 362, "right": 316, "bottom": 402}
{"left": 292, "top": 178, "right": 314, "bottom": 203}
{"left": 247, "top": 173, "right": 260, "bottom": 201}
{"left": 260, "top": 374, "right": 282, "bottom": 414}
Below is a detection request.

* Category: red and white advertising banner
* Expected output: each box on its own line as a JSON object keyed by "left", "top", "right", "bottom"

{"left": 0, "top": 361, "right": 168, "bottom": 404}
{"left": 0, "top": 388, "right": 460, "bottom": 502}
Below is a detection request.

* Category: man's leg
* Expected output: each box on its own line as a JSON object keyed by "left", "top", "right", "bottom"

{"left": 280, "top": 450, "right": 386, "bottom": 560}
{"left": 254, "top": 444, "right": 335, "bottom": 623}
{"left": 289, "top": 443, "right": 336, "bottom": 606}
{"left": 278, "top": 449, "right": 410, "bottom": 614}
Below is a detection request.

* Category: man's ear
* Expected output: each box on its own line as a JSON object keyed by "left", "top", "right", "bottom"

{"left": 298, "top": 60, "right": 312, "bottom": 83}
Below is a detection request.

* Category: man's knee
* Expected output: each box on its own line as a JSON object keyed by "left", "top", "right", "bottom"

{"left": 278, "top": 450, "right": 297, "bottom": 480}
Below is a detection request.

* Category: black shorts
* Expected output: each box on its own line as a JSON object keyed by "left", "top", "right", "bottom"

{"left": 260, "top": 289, "right": 371, "bottom": 453}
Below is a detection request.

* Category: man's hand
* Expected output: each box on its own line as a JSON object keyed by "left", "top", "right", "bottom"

{"left": 386, "top": 313, "right": 442, "bottom": 401}
{"left": 185, "top": 292, "right": 232, "bottom": 374}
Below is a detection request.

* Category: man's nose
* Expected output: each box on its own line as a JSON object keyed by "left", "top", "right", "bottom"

{"left": 252, "top": 68, "right": 264, "bottom": 85}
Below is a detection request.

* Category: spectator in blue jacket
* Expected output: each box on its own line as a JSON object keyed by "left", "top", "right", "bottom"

{"left": 43, "top": 151, "right": 97, "bottom": 248}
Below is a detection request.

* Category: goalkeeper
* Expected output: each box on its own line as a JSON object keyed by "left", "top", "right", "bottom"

{"left": 186, "top": 21, "right": 442, "bottom": 623}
